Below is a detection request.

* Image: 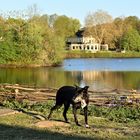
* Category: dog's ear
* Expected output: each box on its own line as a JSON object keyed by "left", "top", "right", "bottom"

{"left": 83, "top": 86, "right": 89, "bottom": 91}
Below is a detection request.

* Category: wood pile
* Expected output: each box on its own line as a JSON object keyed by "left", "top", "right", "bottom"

{"left": 0, "top": 83, "right": 140, "bottom": 106}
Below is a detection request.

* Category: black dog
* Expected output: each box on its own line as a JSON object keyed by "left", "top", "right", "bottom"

{"left": 47, "top": 85, "right": 89, "bottom": 127}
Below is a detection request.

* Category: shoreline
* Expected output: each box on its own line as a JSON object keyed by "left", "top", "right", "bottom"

{"left": 1, "top": 51, "right": 140, "bottom": 68}
{"left": 0, "top": 63, "right": 62, "bottom": 68}
{"left": 65, "top": 51, "right": 140, "bottom": 59}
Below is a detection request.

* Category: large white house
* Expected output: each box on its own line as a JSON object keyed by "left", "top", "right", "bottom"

{"left": 67, "top": 30, "right": 108, "bottom": 53}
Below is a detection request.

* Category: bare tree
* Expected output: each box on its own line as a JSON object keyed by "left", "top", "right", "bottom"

{"left": 26, "top": 4, "right": 41, "bottom": 19}
{"left": 84, "top": 10, "right": 113, "bottom": 44}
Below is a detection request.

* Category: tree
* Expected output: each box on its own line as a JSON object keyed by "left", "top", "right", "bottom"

{"left": 0, "top": 16, "right": 5, "bottom": 39}
{"left": 84, "top": 10, "right": 113, "bottom": 44}
{"left": 112, "top": 17, "right": 126, "bottom": 50}
{"left": 53, "top": 15, "right": 81, "bottom": 38}
{"left": 101, "top": 23, "right": 117, "bottom": 49}
{"left": 121, "top": 28, "right": 140, "bottom": 51}
{"left": 0, "top": 17, "right": 20, "bottom": 63}
{"left": 48, "top": 14, "right": 58, "bottom": 28}
{"left": 111, "top": 16, "right": 139, "bottom": 50}
{"left": 28, "top": 15, "right": 65, "bottom": 65}
{"left": 26, "top": 4, "right": 40, "bottom": 18}
{"left": 23, "top": 15, "right": 50, "bottom": 64}
{"left": 124, "top": 16, "right": 140, "bottom": 35}
{"left": 124, "top": 16, "right": 139, "bottom": 30}
{"left": 0, "top": 8, "right": 81, "bottom": 66}
{"left": 40, "top": 31, "right": 65, "bottom": 65}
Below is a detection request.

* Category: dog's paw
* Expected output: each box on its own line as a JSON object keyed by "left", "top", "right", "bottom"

{"left": 85, "top": 124, "right": 90, "bottom": 128}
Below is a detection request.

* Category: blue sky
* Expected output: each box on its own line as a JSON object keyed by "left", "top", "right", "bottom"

{"left": 0, "top": 0, "right": 140, "bottom": 25}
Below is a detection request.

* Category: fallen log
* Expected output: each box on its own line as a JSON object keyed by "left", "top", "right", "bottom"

{"left": 0, "top": 83, "right": 139, "bottom": 106}
{"left": 1, "top": 83, "right": 139, "bottom": 94}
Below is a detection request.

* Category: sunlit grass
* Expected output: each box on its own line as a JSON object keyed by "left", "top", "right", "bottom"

{"left": 0, "top": 100, "right": 140, "bottom": 140}
{"left": 0, "top": 113, "right": 140, "bottom": 140}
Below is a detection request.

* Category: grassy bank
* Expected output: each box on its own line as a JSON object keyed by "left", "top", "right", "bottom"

{"left": 65, "top": 51, "right": 140, "bottom": 58}
{"left": 0, "top": 100, "right": 140, "bottom": 140}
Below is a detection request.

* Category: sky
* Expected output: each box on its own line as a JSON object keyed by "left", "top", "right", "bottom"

{"left": 0, "top": 0, "right": 140, "bottom": 25}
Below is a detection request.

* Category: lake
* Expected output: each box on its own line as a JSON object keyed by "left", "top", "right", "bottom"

{"left": 0, "top": 58, "right": 140, "bottom": 90}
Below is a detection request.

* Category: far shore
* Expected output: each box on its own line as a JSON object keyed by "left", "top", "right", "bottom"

{"left": 1, "top": 51, "right": 140, "bottom": 68}
{"left": 65, "top": 51, "right": 140, "bottom": 59}
{"left": 0, "top": 63, "right": 62, "bottom": 68}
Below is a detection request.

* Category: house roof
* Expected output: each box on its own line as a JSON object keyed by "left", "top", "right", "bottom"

{"left": 75, "top": 28, "right": 86, "bottom": 37}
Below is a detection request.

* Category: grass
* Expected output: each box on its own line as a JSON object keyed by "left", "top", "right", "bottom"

{"left": 0, "top": 100, "right": 140, "bottom": 140}
{"left": 65, "top": 51, "right": 140, "bottom": 58}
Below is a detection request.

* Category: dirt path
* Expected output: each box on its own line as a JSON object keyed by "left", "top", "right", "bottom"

{"left": 35, "top": 120, "right": 70, "bottom": 128}
{"left": 0, "top": 108, "right": 19, "bottom": 116}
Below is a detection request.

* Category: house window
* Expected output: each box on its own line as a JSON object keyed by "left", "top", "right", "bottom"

{"left": 91, "top": 46, "right": 93, "bottom": 49}
{"left": 95, "top": 45, "right": 98, "bottom": 50}
{"left": 83, "top": 45, "right": 86, "bottom": 50}
{"left": 73, "top": 46, "right": 75, "bottom": 49}
{"left": 79, "top": 46, "right": 82, "bottom": 50}
{"left": 87, "top": 45, "right": 89, "bottom": 50}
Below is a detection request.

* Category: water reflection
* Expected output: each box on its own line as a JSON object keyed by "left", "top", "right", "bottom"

{"left": 70, "top": 71, "right": 140, "bottom": 90}
{"left": 0, "top": 67, "right": 140, "bottom": 90}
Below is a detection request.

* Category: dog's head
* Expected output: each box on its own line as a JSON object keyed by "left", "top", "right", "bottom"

{"left": 73, "top": 85, "right": 89, "bottom": 103}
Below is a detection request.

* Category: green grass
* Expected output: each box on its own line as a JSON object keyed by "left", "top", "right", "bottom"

{"left": 0, "top": 100, "right": 140, "bottom": 140}
{"left": 65, "top": 51, "right": 140, "bottom": 58}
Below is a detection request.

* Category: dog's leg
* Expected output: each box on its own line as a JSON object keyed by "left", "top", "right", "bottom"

{"left": 73, "top": 105, "right": 80, "bottom": 126}
{"left": 47, "top": 105, "right": 60, "bottom": 120}
{"left": 84, "top": 106, "right": 89, "bottom": 128}
{"left": 63, "top": 102, "right": 70, "bottom": 123}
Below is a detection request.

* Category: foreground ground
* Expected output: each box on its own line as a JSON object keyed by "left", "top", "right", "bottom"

{"left": 0, "top": 106, "right": 140, "bottom": 140}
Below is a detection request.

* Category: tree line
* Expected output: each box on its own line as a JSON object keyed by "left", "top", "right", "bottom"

{"left": 0, "top": 6, "right": 80, "bottom": 66}
{"left": 0, "top": 7, "right": 140, "bottom": 66}
{"left": 84, "top": 10, "right": 140, "bottom": 52}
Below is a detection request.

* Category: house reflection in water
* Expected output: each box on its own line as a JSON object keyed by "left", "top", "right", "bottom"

{"left": 71, "top": 71, "right": 125, "bottom": 90}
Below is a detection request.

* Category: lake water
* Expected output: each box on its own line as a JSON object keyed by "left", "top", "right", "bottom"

{"left": 0, "top": 58, "right": 140, "bottom": 90}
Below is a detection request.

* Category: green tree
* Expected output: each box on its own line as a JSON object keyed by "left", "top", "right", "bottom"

{"left": 0, "top": 8, "right": 81, "bottom": 66}
{"left": 121, "top": 28, "right": 140, "bottom": 51}
{"left": 124, "top": 16, "right": 140, "bottom": 31}
{"left": 112, "top": 16, "right": 140, "bottom": 50}
{"left": 27, "top": 15, "right": 65, "bottom": 65}
{"left": 0, "top": 17, "right": 19, "bottom": 63}
{"left": 53, "top": 15, "right": 81, "bottom": 38}
{"left": 44, "top": 33, "right": 65, "bottom": 65}
{"left": 21, "top": 15, "right": 49, "bottom": 64}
